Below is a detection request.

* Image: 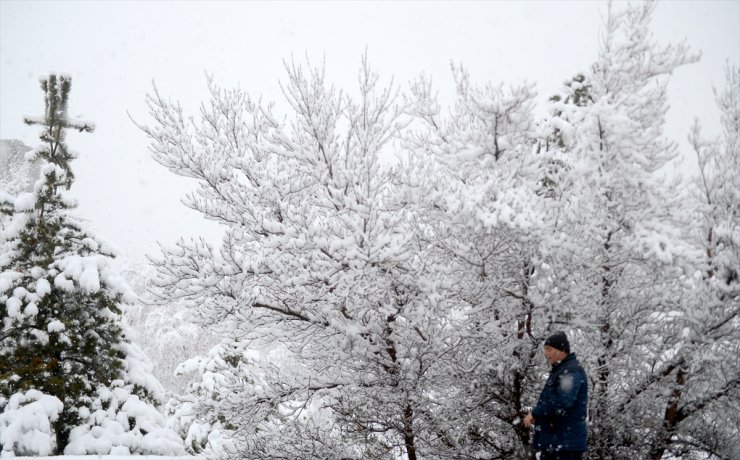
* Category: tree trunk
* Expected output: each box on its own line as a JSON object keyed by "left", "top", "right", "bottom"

{"left": 403, "top": 403, "right": 417, "bottom": 460}
{"left": 512, "top": 261, "right": 537, "bottom": 458}
{"left": 49, "top": 338, "right": 68, "bottom": 455}
{"left": 648, "top": 367, "right": 686, "bottom": 460}
{"left": 593, "top": 231, "right": 615, "bottom": 460}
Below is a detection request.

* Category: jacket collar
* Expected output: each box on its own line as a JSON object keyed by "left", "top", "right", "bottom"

{"left": 551, "top": 352, "right": 576, "bottom": 370}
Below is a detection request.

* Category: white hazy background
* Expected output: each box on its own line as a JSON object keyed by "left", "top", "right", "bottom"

{"left": 1, "top": 0, "right": 738, "bottom": 263}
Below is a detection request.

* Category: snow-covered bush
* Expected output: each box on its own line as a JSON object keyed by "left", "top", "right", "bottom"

{"left": 0, "top": 389, "right": 63, "bottom": 457}
{"left": 62, "top": 338, "right": 185, "bottom": 456}
{"left": 64, "top": 380, "right": 184, "bottom": 456}
{"left": 164, "top": 340, "right": 246, "bottom": 456}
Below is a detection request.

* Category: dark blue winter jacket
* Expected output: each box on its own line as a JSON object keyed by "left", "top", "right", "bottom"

{"left": 532, "top": 353, "right": 588, "bottom": 452}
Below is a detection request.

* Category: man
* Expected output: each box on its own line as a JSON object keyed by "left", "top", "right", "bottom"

{"left": 523, "top": 331, "right": 588, "bottom": 460}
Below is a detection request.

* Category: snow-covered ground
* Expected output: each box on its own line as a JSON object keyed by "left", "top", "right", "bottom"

{"left": 10, "top": 457, "right": 198, "bottom": 460}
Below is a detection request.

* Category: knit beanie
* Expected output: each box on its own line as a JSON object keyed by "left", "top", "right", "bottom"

{"left": 544, "top": 331, "right": 570, "bottom": 354}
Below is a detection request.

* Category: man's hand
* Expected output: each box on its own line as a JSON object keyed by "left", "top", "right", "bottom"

{"left": 523, "top": 412, "right": 535, "bottom": 428}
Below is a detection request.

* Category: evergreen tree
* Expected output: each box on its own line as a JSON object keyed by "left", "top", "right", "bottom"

{"left": 0, "top": 74, "right": 183, "bottom": 456}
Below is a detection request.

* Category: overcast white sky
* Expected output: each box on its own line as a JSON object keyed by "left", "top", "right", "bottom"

{"left": 1, "top": 0, "right": 738, "bottom": 263}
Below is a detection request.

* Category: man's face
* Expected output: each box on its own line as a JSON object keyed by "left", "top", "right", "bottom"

{"left": 543, "top": 345, "right": 566, "bottom": 366}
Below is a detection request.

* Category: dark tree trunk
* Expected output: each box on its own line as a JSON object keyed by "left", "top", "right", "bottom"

{"left": 592, "top": 231, "right": 615, "bottom": 460}
{"left": 403, "top": 403, "right": 417, "bottom": 460}
{"left": 648, "top": 367, "right": 686, "bottom": 460}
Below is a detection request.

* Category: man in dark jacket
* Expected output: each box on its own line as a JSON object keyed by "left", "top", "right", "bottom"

{"left": 523, "top": 331, "right": 588, "bottom": 460}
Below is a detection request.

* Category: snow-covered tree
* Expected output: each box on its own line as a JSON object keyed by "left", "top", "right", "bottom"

{"left": 667, "top": 64, "right": 740, "bottom": 460}
{"left": 531, "top": 3, "right": 738, "bottom": 459}
{"left": 403, "top": 65, "right": 550, "bottom": 459}
{"left": 135, "top": 4, "right": 737, "bottom": 459}
{"left": 0, "top": 139, "right": 39, "bottom": 199}
{"left": 0, "top": 74, "right": 184, "bottom": 456}
{"left": 139, "top": 57, "right": 456, "bottom": 459}
{"left": 118, "top": 259, "right": 219, "bottom": 396}
{"left": 1, "top": 139, "right": 39, "bottom": 238}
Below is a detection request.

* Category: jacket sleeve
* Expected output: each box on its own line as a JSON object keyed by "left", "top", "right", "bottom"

{"left": 531, "top": 368, "right": 585, "bottom": 419}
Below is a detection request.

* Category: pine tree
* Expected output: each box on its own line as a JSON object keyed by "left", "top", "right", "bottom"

{"left": 0, "top": 74, "right": 181, "bottom": 455}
